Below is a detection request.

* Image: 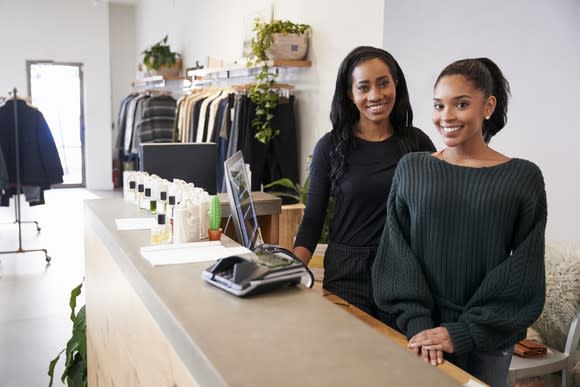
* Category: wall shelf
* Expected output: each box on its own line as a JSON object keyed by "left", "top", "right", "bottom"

{"left": 187, "top": 60, "right": 312, "bottom": 83}
{"left": 132, "top": 75, "right": 192, "bottom": 89}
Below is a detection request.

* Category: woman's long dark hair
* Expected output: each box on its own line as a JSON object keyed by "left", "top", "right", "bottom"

{"left": 329, "top": 46, "right": 413, "bottom": 195}
{"left": 435, "top": 58, "right": 511, "bottom": 143}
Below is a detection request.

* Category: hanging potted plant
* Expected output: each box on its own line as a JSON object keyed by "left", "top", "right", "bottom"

{"left": 247, "top": 18, "right": 311, "bottom": 144}
{"left": 141, "top": 35, "right": 182, "bottom": 77}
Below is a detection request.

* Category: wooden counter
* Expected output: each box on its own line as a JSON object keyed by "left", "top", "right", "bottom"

{"left": 84, "top": 198, "right": 462, "bottom": 386}
{"left": 318, "top": 289, "right": 488, "bottom": 386}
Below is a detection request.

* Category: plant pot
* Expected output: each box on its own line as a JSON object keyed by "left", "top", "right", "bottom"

{"left": 266, "top": 33, "right": 308, "bottom": 61}
{"left": 208, "top": 228, "right": 223, "bottom": 241}
{"left": 149, "top": 57, "right": 182, "bottom": 77}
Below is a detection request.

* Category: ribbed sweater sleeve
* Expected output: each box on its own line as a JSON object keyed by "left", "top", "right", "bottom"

{"left": 372, "top": 160, "right": 436, "bottom": 337}
{"left": 372, "top": 153, "right": 547, "bottom": 355}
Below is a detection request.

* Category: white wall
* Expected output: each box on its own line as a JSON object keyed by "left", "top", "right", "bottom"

{"left": 109, "top": 3, "right": 137, "bottom": 159}
{"left": 134, "top": 0, "right": 384, "bottom": 178}
{"left": 383, "top": 0, "right": 580, "bottom": 244}
{"left": 0, "top": 0, "right": 113, "bottom": 190}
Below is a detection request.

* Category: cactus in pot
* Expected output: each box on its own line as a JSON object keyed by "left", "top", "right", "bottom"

{"left": 207, "top": 195, "right": 222, "bottom": 241}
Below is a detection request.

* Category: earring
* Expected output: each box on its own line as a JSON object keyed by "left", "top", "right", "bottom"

{"left": 485, "top": 116, "right": 490, "bottom": 120}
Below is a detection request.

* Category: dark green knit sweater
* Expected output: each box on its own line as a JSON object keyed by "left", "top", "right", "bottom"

{"left": 372, "top": 152, "right": 547, "bottom": 357}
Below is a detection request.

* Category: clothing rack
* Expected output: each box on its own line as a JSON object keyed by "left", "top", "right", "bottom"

{"left": 0, "top": 88, "right": 51, "bottom": 262}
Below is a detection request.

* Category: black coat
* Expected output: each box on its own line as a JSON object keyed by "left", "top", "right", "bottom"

{"left": 0, "top": 99, "right": 63, "bottom": 186}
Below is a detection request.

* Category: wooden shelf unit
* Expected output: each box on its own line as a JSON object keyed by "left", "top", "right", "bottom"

{"left": 187, "top": 60, "right": 312, "bottom": 83}
{"left": 131, "top": 75, "right": 192, "bottom": 89}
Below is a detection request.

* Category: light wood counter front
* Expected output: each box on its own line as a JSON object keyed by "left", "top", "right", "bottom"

{"left": 85, "top": 198, "right": 460, "bottom": 386}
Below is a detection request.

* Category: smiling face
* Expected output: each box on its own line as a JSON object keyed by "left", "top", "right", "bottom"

{"left": 349, "top": 58, "right": 397, "bottom": 131}
{"left": 432, "top": 74, "right": 496, "bottom": 148}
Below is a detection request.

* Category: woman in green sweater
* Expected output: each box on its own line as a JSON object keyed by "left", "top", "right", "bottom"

{"left": 372, "top": 58, "right": 547, "bottom": 387}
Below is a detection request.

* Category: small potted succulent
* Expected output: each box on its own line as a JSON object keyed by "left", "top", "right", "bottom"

{"left": 207, "top": 195, "right": 222, "bottom": 241}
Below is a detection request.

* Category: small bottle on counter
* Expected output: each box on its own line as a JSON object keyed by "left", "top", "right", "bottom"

{"left": 167, "top": 195, "right": 176, "bottom": 242}
{"left": 128, "top": 179, "right": 136, "bottom": 202}
{"left": 158, "top": 184, "right": 168, "bottom": 215}
{"left": 123, "top": 171, "right": 136, "bottom": 202}
{"left": 137, "top": 182, "right": 145, "bottom": 209}
{"left": 148, "top": 188, "right": 157, "bottom": 213}
{"left": 151, "top": 213, "right": 170, "bottom": 245}
{"left": 141, "top": 187, "right": 152, "bottom": 212}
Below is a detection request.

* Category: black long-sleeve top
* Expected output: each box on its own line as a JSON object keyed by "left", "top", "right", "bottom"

{"left": 294, "top": 126, "right": 435, "bottom": 253}
{"left": 372, "top": 152, "right": 547, "bottom": 357}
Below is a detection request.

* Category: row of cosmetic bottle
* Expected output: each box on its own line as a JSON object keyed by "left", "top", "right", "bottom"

{"left": 123, "top": 171, "right": 212, "bottom": 245}
{"left": 123, "top": 171, "right": 170, "bottom": 214}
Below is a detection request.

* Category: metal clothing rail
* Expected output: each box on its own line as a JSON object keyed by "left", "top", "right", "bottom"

{"left": 0, "top": 88, "right": 50, "bottom": 262}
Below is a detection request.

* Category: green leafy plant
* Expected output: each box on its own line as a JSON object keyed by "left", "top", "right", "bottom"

{"left": 247, "top": 18, "right": 310, "bottom": 144}
{"left": 248, "top": 65, "right": 280, "bottom": 144}
{"left": 264, "top": 177, "right": 308, "bottom": 205}
{"left": 248, "top": 19, "right": 311, "bottom": 64}
{"left": 208, "top": 195, "right": 221, "bottom": 231}
{"left": 48, "top": 281, "right": 87, "bottom": 387}
{"left": 141, "top": 35, "right": 180, "bottom": 71}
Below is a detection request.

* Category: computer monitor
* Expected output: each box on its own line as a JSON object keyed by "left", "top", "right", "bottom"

{"left": 139, "top": 143, "right": 217, "bottom": 194}
{"left": 223, "top": 151, "right": 263, "bottom": 248}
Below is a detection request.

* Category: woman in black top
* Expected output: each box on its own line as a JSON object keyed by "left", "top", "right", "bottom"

{"left": 293, "top": 46, "right": 435, "bottom": 318}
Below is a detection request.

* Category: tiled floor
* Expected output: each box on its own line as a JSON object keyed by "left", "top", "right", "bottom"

{"left": 0, "top": 188, "right": 120, "bottom": 387}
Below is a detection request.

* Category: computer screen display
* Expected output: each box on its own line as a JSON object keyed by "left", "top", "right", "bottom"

{"left": 139, "top": 143, "right": 218, "bottom": 194}
{"left": 223, "top": 151, "right": 262, "bottom": 249}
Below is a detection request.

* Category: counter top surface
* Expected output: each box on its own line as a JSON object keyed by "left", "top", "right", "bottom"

{"left": 85, "top": 198, "right": 459, "bottom": 386}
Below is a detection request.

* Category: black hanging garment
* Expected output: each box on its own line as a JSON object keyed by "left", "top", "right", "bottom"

{"left": 0, "top": 144, "right": 8, "bottom": 190}
{"left": 244, "top": 96, "right": 299, "bottom": 199}
{"left": 0, "top": 99, "right": 64, "bottom": 206}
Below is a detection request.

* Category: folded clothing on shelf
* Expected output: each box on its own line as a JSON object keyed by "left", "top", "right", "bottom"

{"left": 514, "top": 338, "right": 548, "bottom": 358}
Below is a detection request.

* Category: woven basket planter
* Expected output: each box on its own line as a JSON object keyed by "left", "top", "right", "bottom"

{"left": 149, "top": 57, "right": 182, "bottom": 77}
{"left": 266, "top": 33, "right": 308, "bottom": 61}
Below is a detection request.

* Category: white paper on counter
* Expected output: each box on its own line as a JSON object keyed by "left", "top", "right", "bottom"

{"left": 140, "top": 242, "right": 252, "bottom": 266}
{"left": 115, "top": 217, "right": 156, "bottom": 230}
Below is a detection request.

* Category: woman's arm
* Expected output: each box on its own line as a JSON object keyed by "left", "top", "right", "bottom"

{"left": 293, "top": 246, "right": 313, "bottom": 265}
{"left": 293, "top": 135, "right": 332, "bottom": 258}
{"left": 372, "top": 160, "right": 435, "bottom": 338}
